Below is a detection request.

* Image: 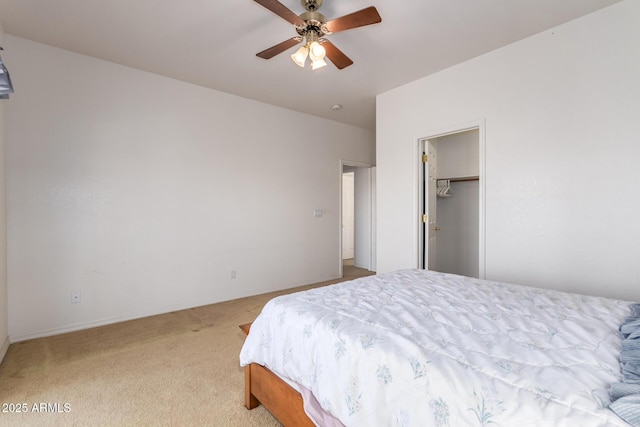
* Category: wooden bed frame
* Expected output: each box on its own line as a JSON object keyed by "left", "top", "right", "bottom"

{"left": 240, "top": 323, "right": 315, "bottom": 427}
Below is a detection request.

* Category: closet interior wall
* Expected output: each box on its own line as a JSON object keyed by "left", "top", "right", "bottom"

{"left": 431, "top": 130, "right": 479, "bottom": 278}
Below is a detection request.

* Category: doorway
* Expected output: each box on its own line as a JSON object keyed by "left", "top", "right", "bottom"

{"left": 418, "top": 122, "right": 485, "bottom": 279}
{"left": 340, "top": 161, "right": 375, "bottom": 277}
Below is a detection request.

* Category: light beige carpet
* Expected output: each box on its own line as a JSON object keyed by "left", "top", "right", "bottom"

{"left": 0, "top": 265, "right": 372, "bottom": 426}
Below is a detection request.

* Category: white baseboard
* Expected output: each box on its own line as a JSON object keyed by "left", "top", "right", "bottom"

{"left": 9, "top": 291, "right": 262, "bottom": 342}
{"left": 9, "top": 303, "right": 204, "bottom": 343}
{"left": 8, "top": 275, "right": 344, "bottom": 343}
{"left": 0, "top": 335, "right": 9, "bottom": 364}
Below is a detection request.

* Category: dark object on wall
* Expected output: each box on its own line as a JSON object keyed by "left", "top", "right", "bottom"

{"left": 0, "top": 47, "right": 14, "bottom": 99}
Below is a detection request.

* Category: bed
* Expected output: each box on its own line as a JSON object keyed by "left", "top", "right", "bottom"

{"left": 239, "top": 269, "right": 640, "bottom": 426}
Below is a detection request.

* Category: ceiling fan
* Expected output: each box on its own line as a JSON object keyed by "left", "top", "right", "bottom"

{"left": 254, "top": 0, "right": 382, "bottom": 70}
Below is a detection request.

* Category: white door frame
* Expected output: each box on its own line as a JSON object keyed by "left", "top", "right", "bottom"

{"left": 415, "top": 119, "right": 486, "bottom": 279}
{"left": 339, "top": 159, "right": 373, "bottom": 278}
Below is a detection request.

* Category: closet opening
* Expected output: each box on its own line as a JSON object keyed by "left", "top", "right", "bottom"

{"left": 417, "top": 122, "right": 485, "bottom": 279}
{"left": 339, "top": 161, "right": 376, "bottom": 278}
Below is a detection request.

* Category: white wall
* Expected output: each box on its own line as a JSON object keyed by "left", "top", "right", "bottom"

{"left": 377, "top": 0, "right": 640, "bottom": 301}
{"left": 0, "top": 24, "right": 9, "bottom": 361}
{"left": 435, "top": 181, "right": 479, "bottom": 278}
{"left": 4, "top": 36, "right": 375, "bottom": 341}
{"left": 341, "top": 171, "right": 354, "bottom": 259}
{"left": 433, "top": 130, "right": 479, "bottom": 179}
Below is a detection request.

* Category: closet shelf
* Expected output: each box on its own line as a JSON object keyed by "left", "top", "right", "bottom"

{"left": 438, "top": 175, "right": 479, "bottom": 182}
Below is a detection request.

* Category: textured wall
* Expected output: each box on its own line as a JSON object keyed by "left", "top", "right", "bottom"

{"left": 377, "top": 1, "right": 640, "bottom": 301}
{"left": 5, "top": 36, "right": 375, "bottom": 340}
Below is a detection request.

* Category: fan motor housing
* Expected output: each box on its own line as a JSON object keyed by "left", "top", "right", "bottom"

{"left": 296, "top": 11, "right": 328, "bottom": 37}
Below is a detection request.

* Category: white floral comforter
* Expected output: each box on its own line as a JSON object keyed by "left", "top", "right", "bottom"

{"left": 239, "top": 269, "right": 633, "bottom": 426}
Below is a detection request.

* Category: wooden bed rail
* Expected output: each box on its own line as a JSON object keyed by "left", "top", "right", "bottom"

{"left": 239, "top": 323, "right": 315, "bottom": 427}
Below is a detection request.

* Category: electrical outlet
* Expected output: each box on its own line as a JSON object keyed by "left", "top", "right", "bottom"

{"left": 71, "top": 290, "right": 81, "bottom": 304}
{"left": 231, "top": 269, "right": 237, "bottom": 280}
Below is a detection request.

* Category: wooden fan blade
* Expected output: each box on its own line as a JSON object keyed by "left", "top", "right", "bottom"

{"left": 254, "top": 0, "right": 305, "bottom": 26}
{"left": 322, "top": 40, "right": 353, "bottom": 70}
{"left": 325, "top": 6, "right": 381, "bottom": 33}
{"left": 257, "top": 38, "right": 301, "bottom": 59}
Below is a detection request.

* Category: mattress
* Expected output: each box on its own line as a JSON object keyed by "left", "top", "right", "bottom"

{"left": 239, "top": 269, "right": 634, "bottom": 426}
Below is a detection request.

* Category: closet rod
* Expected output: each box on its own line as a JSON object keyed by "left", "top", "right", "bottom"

{"left": 439, "top": 176, "right": 479, "bottom": 182}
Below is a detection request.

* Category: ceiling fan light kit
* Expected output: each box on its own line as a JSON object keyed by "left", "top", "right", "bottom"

{"left": 291, "top": 28, "right": 327, "bottom": 69}
{"left": 311, "top": 57, "right": 327, "bottom": 70}
{"left": 291, "top": 45, "right": 309, "bottom": 67}
{"left": 254, "top": 0, "right": 381, "bottom": 70}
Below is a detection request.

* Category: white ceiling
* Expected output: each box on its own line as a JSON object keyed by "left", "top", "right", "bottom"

{"left": 0, "top": 0, "right": 620, "bottom": 130}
